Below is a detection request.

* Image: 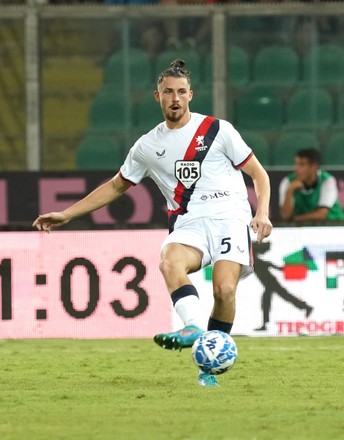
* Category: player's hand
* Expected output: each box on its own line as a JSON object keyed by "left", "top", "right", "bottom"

{"left": 251, "top": 214, "right": 272, "bottom": 243}
{"left": 288, "top": 179, "right": 304, "bottom": 191}
{"left": 32, "top": 212, "right": 70, "bottom": 233}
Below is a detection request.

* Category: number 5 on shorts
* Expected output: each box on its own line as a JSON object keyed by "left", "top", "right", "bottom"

{"left": 221, "top": 237, "right": 231, "bottom": 254}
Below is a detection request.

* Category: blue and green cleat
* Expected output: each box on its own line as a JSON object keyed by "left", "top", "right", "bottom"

{"left": 198, "top": 373, "right": 219, "bottom": 387}
{"left": 153, "top": 325, "right": 203, "bottom": 351}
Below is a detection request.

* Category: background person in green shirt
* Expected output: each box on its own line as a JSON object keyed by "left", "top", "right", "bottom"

{"left": 279, "top": 148, "right": 344, "bottom": 222}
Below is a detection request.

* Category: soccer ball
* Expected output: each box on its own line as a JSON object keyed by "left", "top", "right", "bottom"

{"left": 192, "top": 330, "right": 238, "bottom": 375}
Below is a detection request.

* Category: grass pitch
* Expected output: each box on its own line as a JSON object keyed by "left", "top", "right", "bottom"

{"left": 0, "top": 337, "right": 343, "bottom": 440}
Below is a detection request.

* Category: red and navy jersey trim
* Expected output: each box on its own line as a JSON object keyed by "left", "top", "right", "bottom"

{"left": 118, "top": 171, "right": 136, "bottom": 186}
{"left": 168, "top": 116, "right": 220, "bottom": 232}
{"left": 235, "top": 151, "right": 254, "bottom": 169}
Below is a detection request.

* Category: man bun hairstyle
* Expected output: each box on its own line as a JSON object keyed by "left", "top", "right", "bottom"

{"left": 170, "top": 59, "right": 186, "bottom": 71}
{"left": 157, "top": 58, "right": 191, "bottom": 85}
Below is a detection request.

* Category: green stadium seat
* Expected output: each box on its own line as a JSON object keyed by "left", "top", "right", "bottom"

{"left": 272, "top": 132, "right": 319, "bottom": 166}
{"left": 241, "top": 131, "right": 271, "bottom": 166}
{"left": 204, "top": 46, "right": 250, "bottom": 88}
{"left": 103, "top": 48, "right": 153, "bottom": 89}
{"left": 136, "top": 93, "right": 163, "bottom": 132}
{"left": 303, "top": 44, "right": 344, "bottom": 87}
{"left": 252, "top": 45, "right": 300, "bottom": 87}
{"left": 88, "top": 87, "right": 134, "bottom": 132}
{"left": 190, "top": 90, "right": 212, "bottom": 115}
{"left": 75, "top": 136, "right": 123, "bottom": 170}
{"left": 285, "top": 88, "right": 334, "bottom": 129}
{"left": 235, "top": 87, "right": 284, "bottom": 130}
{"left": 323, "top": 133, "right": 344, "bottom": 165}
{"left": 337, "top": 94, "right": 344, "bottom": 127}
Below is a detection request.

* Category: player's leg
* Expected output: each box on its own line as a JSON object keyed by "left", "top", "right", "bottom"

{"left": 159, "top": 242, "right": 202, "bottom": 292}
{"left": 195, "top": 261, "right": 242, "bottom": 388}
{"left": 156, "top": 241, "right": 218, "bottom": 386}
{"left": 154, "top": 242, "right": 205, "bottom": 350}
{"left": 208, "top": 218, "right": 253, "bottom": 335}
{"left": 210, "top": 260, "right": 242, "bottom": 334}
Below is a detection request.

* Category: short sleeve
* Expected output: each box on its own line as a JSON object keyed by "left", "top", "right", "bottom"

{"left": 218, "top": 120, "right": 253, "bottom": 168}
{"left": 279, "top": 176, "right": 290, "bottom": 206}
{"left": 120, "top": 139, "right": 149, "bottom": 185}
{"left": 319, "top": 176, "right": 339, "bottom": 208}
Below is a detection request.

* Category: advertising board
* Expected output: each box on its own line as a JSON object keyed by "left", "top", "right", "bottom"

{"left": 1, "top": 228, "right": 343, "bottom": 338}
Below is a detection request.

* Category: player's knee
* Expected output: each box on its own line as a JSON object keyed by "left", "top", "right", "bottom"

{"left": 213, "top": 283, "right": 236, "bottom": 305}
{"left": 159, "top": 254, "right": 179, "bottom": 278}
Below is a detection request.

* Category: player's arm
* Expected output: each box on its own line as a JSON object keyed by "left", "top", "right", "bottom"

{"left": 33, "top": 173, "right": 131, "bottom": 232}
{"left": 241, "top": 154, "right": 272, "bottom": 242}
{"left": 279, "top": 178, "right": 304, "bottom": 221}
{"left": 293, "top": 176, "right": 337, "bottom": 222}
{"left": 293, "top": 207, "right": 329, "bottom": 222}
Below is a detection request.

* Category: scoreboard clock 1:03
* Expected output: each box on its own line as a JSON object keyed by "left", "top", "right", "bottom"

{"left": 0, "top": 230, "right": 171, "bottom": 339}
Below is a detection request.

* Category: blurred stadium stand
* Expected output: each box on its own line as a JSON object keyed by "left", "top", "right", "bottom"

{"left": 0, "top": 21, "right": 26, "bottom": 170}
{"left": 204, "top": 46, "right": 250, "bottom": 90}
{"left": 323, "top": 133, "right": 344, "bottom": 166}
{"left": 284, "top": 87, "right": 334, "bottom": 130}
{"left": 241, "top": 130, "right": 271, "bottom": 166}
{"left": 252, "top": 45, "right": 300, "bottom": 88}
{"left": 1, "top": 3, "right": 344, "bottom": 171}
{"left": 135, "top": 90, "right": 162, "bottom": 133}
{"left": 103, "top": 48, "right": 153, "bottom": 90}
{"left": 235, "top": 86, "right": 284, "bottom": 131}
{"left": 75, "top": 135, "right": 123, "bottom": 170}
{"left": 302, "top": 44, "right": 344, "bottom": 88}
{"left": 272, "top": 132, "right": 320, "bottom": 166}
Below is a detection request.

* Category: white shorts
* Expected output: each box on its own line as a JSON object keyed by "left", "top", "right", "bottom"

{"left": 161, "top": 217, "right": 254, "bottom": 280}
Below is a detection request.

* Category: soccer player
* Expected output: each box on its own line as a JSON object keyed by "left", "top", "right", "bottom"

{"left": 279, "top": 148, "right": 344, "bottom": 222}
{"left": 33, "top": 59, "right": 272, "bottom": 387}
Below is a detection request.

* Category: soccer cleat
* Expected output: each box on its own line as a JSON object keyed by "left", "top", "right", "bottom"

{"left": 153, "top": 325, "right": 203, "bottom": 351}
{"left": 198, "top": 373, "right": 219, "bottom": 387}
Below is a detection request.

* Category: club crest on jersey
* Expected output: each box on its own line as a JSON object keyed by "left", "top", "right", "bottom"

{"left": 195, "top": 135, "right": 208, "bottom": 152}
{"left": 175, "top": 160, "right": 201, "bottom": 189}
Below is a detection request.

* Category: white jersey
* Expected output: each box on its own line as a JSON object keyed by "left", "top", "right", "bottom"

{"left": 120, "top": 112, "right": 253, "bottom": 231}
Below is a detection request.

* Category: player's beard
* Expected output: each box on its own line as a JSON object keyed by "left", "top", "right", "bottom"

{"left": 164, "top": 106, "right": 186, "bottom": 123}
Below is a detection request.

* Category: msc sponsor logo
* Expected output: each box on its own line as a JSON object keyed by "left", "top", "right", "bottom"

{"left": 200, "top": 191, "right": 230, "bottom": 201}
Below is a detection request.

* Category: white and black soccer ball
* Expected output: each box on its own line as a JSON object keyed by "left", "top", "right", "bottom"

{"left": 192, "top": 330, "right": 238, "bottom": 375}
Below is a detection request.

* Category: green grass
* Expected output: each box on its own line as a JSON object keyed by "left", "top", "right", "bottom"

{"left": 1, "top": 337, "right": 343, "bottom": 440}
